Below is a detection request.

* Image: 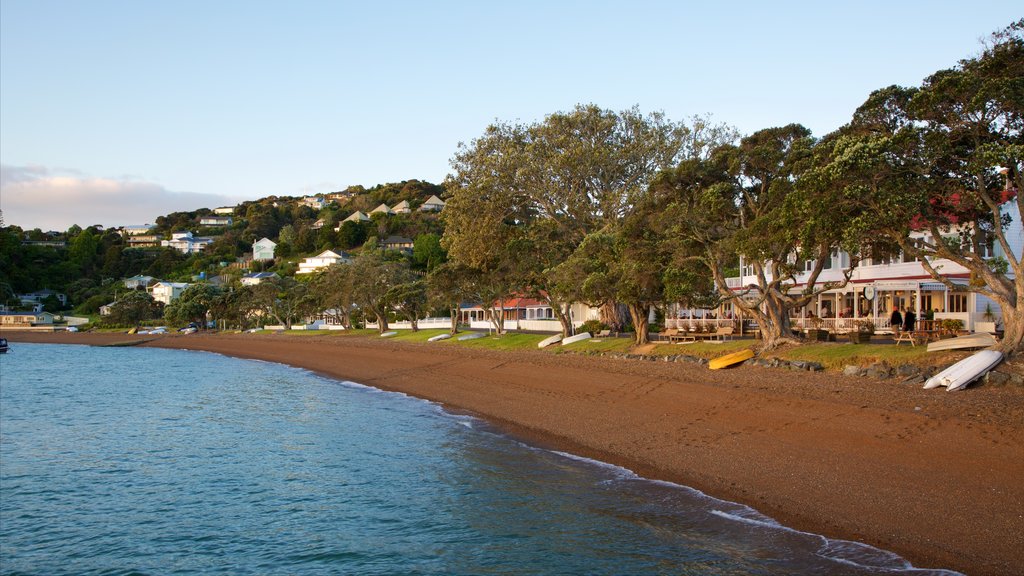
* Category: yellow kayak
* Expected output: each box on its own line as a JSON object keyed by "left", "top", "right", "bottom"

{"left": 708, "top": 348, "right": 755, "bottom": 370}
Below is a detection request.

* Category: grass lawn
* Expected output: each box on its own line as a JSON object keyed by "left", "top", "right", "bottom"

{"left": 555, "top": 336, "right": 635, "bottom": 354}
{"left": 775, "top": 342, "right": 962, "bottom": 370}
{"left": 648, "top": 339, "right": 755, "bottom": 359}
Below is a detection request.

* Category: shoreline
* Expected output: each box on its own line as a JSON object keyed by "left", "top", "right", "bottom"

{"left": 7, "top": 330, "right": 1024, "bottom": 575}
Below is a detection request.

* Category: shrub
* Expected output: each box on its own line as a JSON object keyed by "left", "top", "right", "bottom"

{"left": 578, "top": 319, "right": 607, "bottom": 335}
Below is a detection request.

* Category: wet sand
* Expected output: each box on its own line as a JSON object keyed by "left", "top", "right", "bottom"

{"left": 8, "top": 330, "right": 1024, "bottom": 575}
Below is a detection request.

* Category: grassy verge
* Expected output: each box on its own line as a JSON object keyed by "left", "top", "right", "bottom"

{"left": 774, "top": 342, "right": 962, "bottom": 370}
{"left": 648, "top": 339, "right": 754, "bottom": 359}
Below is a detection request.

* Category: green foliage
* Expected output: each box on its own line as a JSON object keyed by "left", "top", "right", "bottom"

{"left": 578, "top": 319, "right": 607, "bottom": 334}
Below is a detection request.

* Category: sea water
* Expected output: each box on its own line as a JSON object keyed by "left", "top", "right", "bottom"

{"left": 0, "top": 344, "right": 960, "bottom": 575}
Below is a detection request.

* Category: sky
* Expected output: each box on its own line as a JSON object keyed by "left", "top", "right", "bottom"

{"left": 1, "top": 1, "right": 1020, "bottom": 231}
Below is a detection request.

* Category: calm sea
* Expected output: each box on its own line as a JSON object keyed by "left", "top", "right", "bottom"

{"left": 0, "top": 344, "right": 959, "bottom": 575}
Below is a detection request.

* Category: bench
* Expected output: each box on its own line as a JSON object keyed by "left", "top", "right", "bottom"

{"left": 662, "top": 328, "right": 695, "bottom": 343}
{"left": 697, "top": 326, "right": 734, "bottom": 341}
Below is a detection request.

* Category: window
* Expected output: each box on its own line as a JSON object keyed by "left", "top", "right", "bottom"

{"left": 948, "top": 293, "right": 968, "bottom": 313}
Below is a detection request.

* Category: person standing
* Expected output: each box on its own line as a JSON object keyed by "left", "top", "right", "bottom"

{"left": 903, "top": 307, "right": 917, "bottom": 333}
{"left": 890, "top": 307, "right": 903, "bottom": 332}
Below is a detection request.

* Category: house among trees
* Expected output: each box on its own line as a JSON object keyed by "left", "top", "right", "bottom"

{"left": 392, "top": 200, "right": 411, "bottom": 214}
{"left": 212, "top": 206, "right": 235, "bottom": 215}
{"left": 336, "top": 211, "right": 370, "bottom": 230}
{"left": 121, "top": 223, "right": 160, "bottom": 247}
{"left": 124, "top": 275, "right": 155, "bottom": 290}
{"left": 150, "top": 282, "right": 190, "bottom": 305}
{"left": 241, "top": 271, "right": 279, "bottom": 286}
{"left": 419, "top": 195, "right": 446, "bottom": 212}
{"left": 199, "top": 216, "right": 233, "bottom": 227}
{"left": 162, "top": 231, "right": 212, "bottom": 254}
{"left": 253, "top": 237, "right": 277, "bottom": 261}
{"left": 300, "top": 196, "right": 326, "bottom": 210}
{"left": 297, "top": 250, "right": 352, "bottom": 274}
{"left": 0, "top": 311, "right": 55, "bottom": 327}
{"left": 380, "top": 235, "right": 414, "bottom": 252}
{"left": 371, "top": 203, "right": 394, "bottom": 216}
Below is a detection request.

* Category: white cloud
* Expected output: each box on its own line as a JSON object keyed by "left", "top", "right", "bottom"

{"left": 0, "top": 164, "right": 242, "bottom": 231}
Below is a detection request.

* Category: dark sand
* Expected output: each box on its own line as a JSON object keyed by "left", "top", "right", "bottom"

{"left": 8, "top": 330, "right": 1024, "bottom": 575}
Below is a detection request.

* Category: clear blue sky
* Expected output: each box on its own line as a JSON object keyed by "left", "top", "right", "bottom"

{"left": 1, "top": 0, "right": 1020, "bottom": 230}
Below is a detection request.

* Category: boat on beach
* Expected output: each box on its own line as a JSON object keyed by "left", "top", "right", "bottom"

{"left": 923, "top": 350, "right": 1003, "bottom": 391}
{"left": 708, "top": 348, "right": 754, "bottom": 370}
{"left": 926, "top": 332, "right": 996, "bottom": 352}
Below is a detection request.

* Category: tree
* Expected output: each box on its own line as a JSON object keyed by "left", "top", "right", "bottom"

{"left": 655, "top": 125, "right": 861, "bottom": 348}
{"left": 308, "top": 264, "right": 356, "bottom": 329}
{"left": 350, "top": 249, "right": 407, "bottom": 333}
{"left": 164, "top": 284, "right": 222, "bottom": 326}
{"left": 412, "top": 233, "right": 446, "bottom": 271}
{"left": 427, "top": 262, "right": 475, "bottom": 335}
{"left": 386, "top": 275, "right": 427, "bottom": 331}
{"left": 247, "top": 277, "right": 312, "bottom": 329}
{"left": 108, "top": 291, "right": 161, "bottom": 326}
{"left": 444, "top": 105, "right": 708, "bottom": 336}
{"left": 830, "top": 20, "right": 1024, "bottom": 355}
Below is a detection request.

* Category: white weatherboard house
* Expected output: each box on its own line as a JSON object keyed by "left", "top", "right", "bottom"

{"left": 150, "top": 282, "right": 190, "bottom": 305}
{"left": 253, "top": 237, "right": 276, "bottom": 261}
{"left": 162, "top": 231, "right": 213, "bottom": 254}
{"left": 213, "top": 206, "right": 235, "bottom": 215}
{"left": 122, "top": 224, "right": 156, "bottom": 236}
{"left": 297, "top": 250, "right": 351, "bottom": 274}
{"left": 702, "top": 200, "right": 1024, "bottom": 334}
{"left": 419, "top": 195, "right": 446, "bottom": 212}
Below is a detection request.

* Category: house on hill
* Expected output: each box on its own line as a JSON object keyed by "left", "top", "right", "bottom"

{"left": 162, "top": 232, "right": 213, "bottom": 254}
{"left": 213, "top": 207, "right": 235, "bottom": 215}
{"left": 124, "top": 275, "right": 155, "bottom": 290}
{"left": 371, "top": 203, "right": 394, "bottom": 216}
{"left": 199, "top": 216, "right": 233, "bottom": 227}
{"left": 253, "top": 237, "right": 277, "bottom": 261}
{"left": 380, "top": 236, "right": 414, "bottom": 252}
{"left": 392, "top": 200, "right": 411, "bottom": 214}
{"left": 149, "top": 282, "right": 190, "bottom": 305}
{"left": 297, "top": 250, "right": 352, "bottom": 274}
{"left": 300, "top": 196, "right": 326, "bottom": 210}
{"left": 241, "top": 272, "right": 279, "bottom": 286}
{"left": 336, "top": 211, "right": 370, "bottom": 230}
{"left": 419, "top": 195, "right": 446, "bottom": 212}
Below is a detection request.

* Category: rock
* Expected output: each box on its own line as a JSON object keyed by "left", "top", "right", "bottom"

{"left": 900, "top": 374, "right": 926, "bottom": 386}
{"left": 895, "top": 364, "right": 920, "bottom": 377}
{"left": 807, "top": 362, "right": 824, "bottom": 372}
{"left": 985, "top": 370, "right": 1011, "bottom": 386}
{"left": 843, "top": 365, "right": 863, "bottom": 377}
{"left": 789, "top": 360, "right": 806, "bottom": 371}
{"left": 864, "top": 361, "right": 892, "bottom": 379}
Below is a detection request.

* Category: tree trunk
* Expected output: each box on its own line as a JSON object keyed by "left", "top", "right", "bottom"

{"left": 410, "top": 316, "right": 419, "bottom": 331}
{"left": 376, "top": 312, "right": 389, "bottom": 334}
{"left": 550, "top": 300, "right": 573, "bottom": 337}
{"left": 449, "top": 306, "right": 459, "bottom": 335}
{"left": 627, "top": 303, "right": 650, "bottom": 345}
{"left": 757, "top": 296, "right": 801, "bottom": 350}
{"left": 600, "top": 301, "right": 628, "bottom": 332}
{"left": 996, "top": 306, "right": 1023, "bottom": 358}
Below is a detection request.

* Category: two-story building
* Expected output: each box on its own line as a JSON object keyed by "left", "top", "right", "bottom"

{"left": 253, "top": 237, "right": 276, "bottom": 261}
{"left": 124, "top": 275, "right": 155, "bottom": 290}
{"left": 708, "top": 201, "right": 1023, "bottom": 334}
{"left": 150, "top": 282, "right": 190, "bottom": 305}
{"left": 162, "top": 232, "right": 213, "bottom": 254}
{"left": 296, "top": 250, "right": 352, "bottom": 274}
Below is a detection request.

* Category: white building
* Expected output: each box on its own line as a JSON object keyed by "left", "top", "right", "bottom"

{"left": 253, "top": 237, "right": 276, "bottom": 261}
{"left": 150, "top": 282, "right": 190, "bottom": 305}
{"left": 297, "top": 250, "right": 351, "bottom": 274}
{"left": 124, "top": 275, "right": 155, "bottom": 290}
{"left": 212, "top": 207, "right": 235, "bottom": 215}
{"left": 199, "top": 216, "right": 233, "bottom": 227}
{"left": 162, "top": 232, "right": 213, "bottom": 254}
{"left": 300, "top": 196, "right": 326, "bottom": 210}
{"left": 121, "top": 224, "right": 155, "bottom": 236}
{"left": 419, "top": 195, "right": 446, "bottom": 212}
{"left": 714, "top": 201, "right": 1022, "bottom": 334}
{"left": 371, "top": 203, "right": 394, "bottom": 216}
{"left": 392, "top": 200, "right": 411, "bottom": 214}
